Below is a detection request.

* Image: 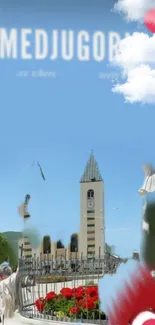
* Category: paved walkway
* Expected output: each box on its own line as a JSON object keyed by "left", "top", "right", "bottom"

{"left": 13, "top": 311, "right": 82, "bottom": 325}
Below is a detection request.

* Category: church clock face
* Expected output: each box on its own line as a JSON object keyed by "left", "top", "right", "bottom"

{"left": 87, "top": 199, "right": 94, "bottom": 209}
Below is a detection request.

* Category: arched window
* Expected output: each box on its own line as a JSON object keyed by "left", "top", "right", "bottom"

{"left": 43, "top": 236, "right": 51, "bottom": 254}
{"left": 56, "top": 240, "right": 64, "bottom": 249}
{"left": 87, "top": 189, "right": 94, "bottom": 199}
{"left": 70, "top": 233, "right": 78, "bottom": 252}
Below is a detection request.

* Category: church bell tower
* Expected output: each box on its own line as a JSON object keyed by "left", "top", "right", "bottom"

{"left": 79, "top": 152, "right": 105, "bottom": 258}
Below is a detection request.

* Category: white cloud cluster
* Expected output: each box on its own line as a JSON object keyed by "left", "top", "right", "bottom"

{"left": 112, "top": 0, "right": 155, "bottom": 104}
{"left": 115, "top": 33, "right": 155, "bottom": 69}
{"left": 113, "top": 65, "right": 155, "bottom": 103}
{"left": 114, "top": 0, "right": 155, "bottom": 22}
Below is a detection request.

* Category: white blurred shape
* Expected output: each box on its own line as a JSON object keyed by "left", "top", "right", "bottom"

{"left": 139, "top": 164, "right": 155, "bottom": 196}
{"left": 132, "top": 311, "right": 155, "bottom": 325}
{"left": 23, "top": 225, "right": 41, "bottom": 249}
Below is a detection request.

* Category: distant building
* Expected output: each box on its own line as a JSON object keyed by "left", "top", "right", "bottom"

{"left": 18, "top": 153, "right": 105, "bottom": 262}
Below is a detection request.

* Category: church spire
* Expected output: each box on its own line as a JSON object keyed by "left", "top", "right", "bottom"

{"left": 80, "top": 152, "right": 103, "bottom": 183}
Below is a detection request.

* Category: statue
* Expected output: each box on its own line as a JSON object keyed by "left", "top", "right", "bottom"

{"left": 0, "top": 264, "right": 18, "bottom": 322}
{"left": 139, "top": 164, "right": 155, "bottom": 196}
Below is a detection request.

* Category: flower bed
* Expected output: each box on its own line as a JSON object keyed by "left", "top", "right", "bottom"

{"left": 36, "top": 275, "right": 67, "bottom": 283}
{"left": 35, "top": 285, "right": 106, "bottom": 320}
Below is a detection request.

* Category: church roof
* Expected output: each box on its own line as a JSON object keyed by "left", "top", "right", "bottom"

{"left": 80, "top": 153, "right": 103, "bottom": 183}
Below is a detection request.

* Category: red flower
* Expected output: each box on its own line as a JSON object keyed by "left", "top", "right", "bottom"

{"left": 90, "top": 295, "right": 99, "bottom": 303}
{"left": 35, "top": 285, "right": 99, "bottom": 315}
{"left": 60, "top": 287, "right": 73, "bottom": 298}
{"left": 45, "top": 291, "right": 57, "bottom": 301}
{"left": 82, "top": 296, "right": 95, "bottom": 310}
{"left": 108, "top": 265, "right": 155, "bottom": 325}
{"left": 73, "top": 286, "right": 86, "bottom": 299}
{"left": 35, "top": 297, "right": 45, "bottom": 313}
{"left": 86, "top": 286, "right": 98, "bottom": 297}
{"left": 69, "top": 306, "right": 80, "bottom": 314}
{"left": 77, "top": 299, "right": 84, "bottom": 306}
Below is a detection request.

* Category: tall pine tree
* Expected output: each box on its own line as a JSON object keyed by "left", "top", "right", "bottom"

{"left": 141, "top": 201, "right": 155, "bottom": 269}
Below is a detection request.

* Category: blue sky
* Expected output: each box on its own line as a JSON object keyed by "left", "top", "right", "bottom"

{"left": 0, "top": 0, "right": 153, "bottom": 258}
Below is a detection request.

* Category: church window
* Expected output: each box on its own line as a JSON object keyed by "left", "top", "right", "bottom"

{"left": 87, "top": 189, "right": 94, "bottom": 199}
{"left": 87, "top": 224, "right": 95, "bottom": 227}
{"left": 87, "top": 251, "right": 94, "bottom": 256}
{"left": 87, "top": 210, "right": 95, "bottom": 213}
{"left": 87, "top": 230, "right": 95, "bottom": 234}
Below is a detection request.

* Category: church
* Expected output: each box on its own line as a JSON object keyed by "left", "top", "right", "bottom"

{"left": 18, "top": 152, "right": 105, "bottom": 262}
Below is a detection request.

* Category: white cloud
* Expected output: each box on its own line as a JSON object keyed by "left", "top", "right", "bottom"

{"left": 112, "top": 65, "right": 155, "bottom": 104}
{"left": 111, "top": 29, "right": 155, "bottom": 103}
{"left": 115, "top": 33, "right": 155, "bottom": 70}
{"left": 114, "top": 0, "right": 155, "bottom": 22}
{"left": 112, "top": 1, "right": 155, "bottom": 103}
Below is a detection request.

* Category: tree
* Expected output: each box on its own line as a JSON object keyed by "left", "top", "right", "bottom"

{"left": 70, "top": 233, "right": 78, "bottom": 252}
{"left": 0, "top": 233, "right": 16, "bottom": 267}
{"left": 56, "top": 240, "right": 64, "bottom": 249}
{"left": 43, "top": 236, "right": 51, "bottom": 254}
{"left": 142, "top": 202, "right": 155, "bottom": 268}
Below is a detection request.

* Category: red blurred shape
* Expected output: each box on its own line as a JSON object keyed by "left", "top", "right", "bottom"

{"left": 144, "top": 9, "right": 155, "bottom": 33}
{"left": 108, "top": 265, "right": 155, "bottom": 325}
